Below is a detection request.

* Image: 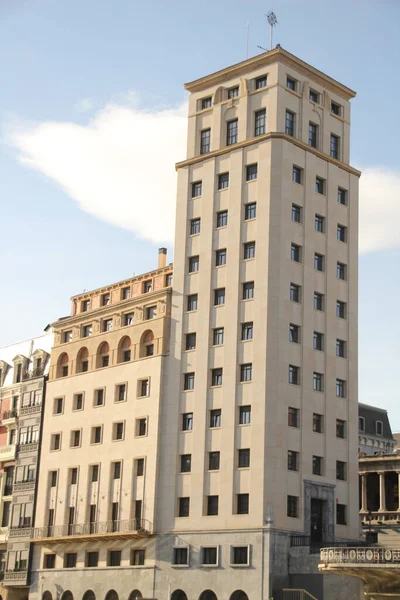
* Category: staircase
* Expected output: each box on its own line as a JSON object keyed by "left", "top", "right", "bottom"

{"left": 278, "top": 589, "right": 320, "bottom": 600}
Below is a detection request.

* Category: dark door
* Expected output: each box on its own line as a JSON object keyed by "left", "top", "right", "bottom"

{"left": 135, "top": 500, "right": 142, "bottom": 529}
{"left": 311, "top": 499, "right": 323, "bottom": 542}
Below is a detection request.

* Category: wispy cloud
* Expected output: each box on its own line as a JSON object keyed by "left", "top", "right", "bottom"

{"left": 3, "top": 96, "right": 400, "bottom": 253}
{"left": 4, "top": 95, "right": 188, "bottom": 244}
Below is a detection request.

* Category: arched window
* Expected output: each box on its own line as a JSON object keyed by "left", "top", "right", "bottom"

{"left": 76, "top": 347, "right": 89, "bottom": 373}
{"left": 42, "top": 593, "right": 52, "bottom": 600}
{"left": 117, "top": 336, "right": 131, "bottom": 363}
{"left": 199, "top": 592, "right": 217, "bottom": 600}
{"left": 61, "top": 592, "right": 74, "bottom": 600}
{"left": 229, "top": 592, "right": 248, "bottom": 600}
{"left": 96, "top": 342, "right": 110, "bottom": 368}
{"left": 139, "top": 330, "right": 154, "bottom": 358}
{"left": 82, "top": 591, "right": 96, "bottom": 600}
{"left": 57, "top": 353, "right": 69, "bottom": 378}
{"left": 171, "top": 591, "right": 187, "bottom": 600}
{"left": 104, "top": 592, "right": 118, "bottom": 600}
{"left": 128, "top": 592, "right": 142, "bottom": 600}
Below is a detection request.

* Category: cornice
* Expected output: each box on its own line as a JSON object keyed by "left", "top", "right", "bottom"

{"left": 184, "top": 47, "right": 356, "bottom": 101}
{"left": 175, "top": 132, "right": 361, "bottom": 177}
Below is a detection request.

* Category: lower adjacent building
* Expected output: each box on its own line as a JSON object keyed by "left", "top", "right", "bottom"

{"left": 358, "top": 403, "right": 395, "bottom": 456}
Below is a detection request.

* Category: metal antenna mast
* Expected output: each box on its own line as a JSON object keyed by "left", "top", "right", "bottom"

{"left": 246, "top": 21, "right": 249, "bottom": 59}
{"left": 266, "top": 10, "right": 278, "bottom": 50}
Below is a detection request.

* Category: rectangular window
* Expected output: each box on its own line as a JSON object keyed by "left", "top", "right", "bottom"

{"left": 359, "top": 417, "right": 365, "bottom": 432}
{"left": 330, "top": 134, "right": 340, "bottom": 159}
{"left": 44, "top": 554, "right": 56, "bottom": 569}
{"left": 173, "top": 547, "right": 188, "bottom": 565}
{"left": 337, "top": 504, "right": 347, "bottom": 525}
{"left": 243, "top": 281, "right": 254, "bottom": 300}
{"left": 313, "top": 372, "right": 323, "bottom": 392}
{"left": 113, "top": 422, "right": 124, "bottom": 441}
{"left": 188, "top": 255, "right": 199, "bottom": 273}
{"left": 136, "top": 418, "right": 147, "bottom": 437}
{"left": 240, "top": 363, "right": 252, "bottom": 382}
{"left": 182, "top": 413, "right": 193, "bottom": 431}
{"left": 336, "top": 379, "right": 346, "bottom": 398}
{"left": 254, "top": 109, "right": 266, "bottom": 136}
{"left": 138, "top": 378, "right": 149, "bottom": 397}
{"left": 108, "top": 550, "right": 121, "bottom": 567}
{"left": 187, "top": 294, "right": 198, "bottom": 311}
{"left": 314, "top": 292, "right": 324, "bottom": 311}
{"left": 291, "top": 243, "right": 301, "bottom": 263}
{"left": 218, "top": 173, "right": 229, "bottom": 189}
{"left": 336, "top": 460, "right": 347, "bottom": 481}
{"left": 292, "top": 204, "right": 301, "bottom": 223}
{"left": 70, "top": 468, "right": 78, "bottom": 485}
{"left": 337, "top": 224, "right": 347, "bottom": 242}
{"left": 124, "top": 312, "right": 134, "bottom": 326}
{"left": 63, "top": 330, "right": 72, "bottom": 343}
{"left": 214, "top": 288, "right": 225, "bottom": 305}
{"left": 314, "top": 253, "right": 324, "bottom": 272}
{"left": 113, "top": 462, "right": 121, "bottom": 479}
{"left": 238, "top": 448, "right": 250, "bottom": 468}
{"left": 192, "top": 181, "right": 202, "bottom": 197}
{"left": 313, "top": 331, "right": 324, "bottom": 351}
{"left": 255, "top": 75, "right": 267, "bottom": 89}
{"left": 336, "top": 301, "right": 346, "bottom": 319}
{"left": 94, "top": 388, "right": 105, "bottom": 407}
{"left": 178, "top": 497, "right": 190, "bottom": 517}
{"left": 116, "top": 384, "right": 126, "bottom": 402}
{"left": 101, "top": 293, "right": 110, "bottom": 306}
{"left": 180, "top": 454, "right": 191, "bottom": 473}
{"left": 208, "top": 451, "right": 220, "bottom": 471}
{"left": 232, "top": 546, "right": 249, "bottom": 565}
{"left": 315, "top": 214, "right": 325, "bottom": 232}
{"left": 289, "top": 324, "right": 300, "bottom": 344}
{"left": 309, "top": 89, "right": 319, "bottom": 103}
{"left": 207, "top": 495, "right": 219, "bottom": 516}
{"left": 285, "top": 110, "right": 295, "bottom": 136}
{"left": 65, "top": 553, "right": 77, "bottom": 568}
{"left": 287, "top": 450, "right": 299, "bottom": 471}
{"left": 131, "top": 549, "right": 145, "bottom": 566}
{"left": 82, "top": 324, "right": 92, "bottom": 338}
{"left": 86, "top": 552, "right": 99, "bottom": 568}
{"left": 200, "top": 129, "right": 211, "bottom": 154}
{"left": 211, "top": 368, "right": 223, "bottom": 387}
{"left": 228, "top": 86, "right": 239, "bottom": 98}
{"left": 337, "top": 262, "right": 346, "bottom": 280}
{"left": 70, "top": 430, "right": 81, "bottom": 448}
{"left": 289, "top": 365, "right": 299, "bottom": 385}
{"left": 190, "top": 218, "right": 201, "bottom": 235}
{"left": 210, "top": 409, "right": 221, "bottom": 428}
{"left": 292, "top": 166, "right": 302, "bottom": 184}
{"left": 338, "top": 188, "right": 347, "bottom": 205}
{"left": 91, "top": 465, "right": 99, "bottom": 482}
{"left": 81, "top": 299, "right": 90, "bottom": 312}
{"left": 122, "top": 286, "right": 131, "bottom": 300}
{"left": 166, "top": 273, "right": 173, "bottom": 287}
{"left": 146, "top": 306, "right": 157, "bottom": 320}
{"left": 50, "top": 471, "right": 57, "bottom": 487}
{"left": 290, "top": 283, "right": 301, "bottom": 303}
{"left": 308, "top": 122, "right": 318, "bottom": 148}
{"left": 245, "top": 202, "right": 256, "bottom": 220}
{"left": 239, "top": 405, "right": 251, "bottom": 425}
{"left": 201, "top": 97, "right": 212, "bottom": 110}
{"left": 91, "top": 426, "right": 102, "bottom": 445}
{"left": 246, "top": 164, "right": 258, "bottom": 181}
{"left": 287, "top": 495, "right": 299, "bottom": 518}
{"left": 288, "top": 407, "right": 299, "bottom": 428}
{"left": 227, "top": 119, "right": 238, "bottom": 145}
{"left": 336, "top": 339, "right": 346, "bottom": 358}
{"left": 237, "top": 493, "right": 249, "bottom": 514}
{"left": 315, "top": 177, "right": 325, "bottom": 194}
{"left": 185, "top": 332, "right": 196, "bottom": 351}
{"left": 102, "top": 318, "right": 113, "bottom": 333}
{"left": 376, "top": 421, "right": 383, "bottom": 436}
{"left": 216, "top": 210, "right": 228, "bottom": 228}
{"left": 336, "top": 419, "right": 346, "bottom": 439}
{"left": 244, "top": 241, "right": 255, "bottom": 260}
{"left": 53, "top": 397, "right": 63, "bottom": 415}
{"left": 213, "top": 327, "right": 224, "bottom": 345}
{"left": 216, "top": 249, "right": 227, "bottom": 266}
{"left": 241, "top": 322, "right": 253, "bottom": 341}
{"left": 331, "top": 101, "right": 341, "bottom": 116}
{"left": 135, "top": 458, "right": 144, "bottom": 477}
{"left": 201, "top": 547, "right": 218, "bottom": 566}
{"left": 286, "top": 76, "right": 297, "bottom": 91}
{"left": 313, "top": 456, "right": 323, "bottom": 476}
{"left": 313, "top": 413, "right": 324, "bottom": 433}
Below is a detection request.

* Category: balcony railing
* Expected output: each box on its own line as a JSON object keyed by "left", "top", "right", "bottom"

{"left": 18, "top": 442, "right": 39, "bottom": 454}
{"left": 3, "top": 569, "right": 28, "bottom": 585}
{"left": 320, "top": 547, "right": 400, "bottom": 565}
{"left": 13, "top": 480, "right": 35, "bottom": 493}
{"left": 22, "top": 367, "right": 45, "bottom": 380}
{"left": 362, "top": 510, "right": 400, "bottom": 523}
{"left": 0, "top": 444, "right": 16, "bottom": 461}
{"left": 33, "top": 518, "right": 153, "bottom": 542}
{"left": 20, "top": 404, "right": 42, "bottom": 417}
{"left": 290, "top": 535, "right": 365, "bottom": 555}
{"left": 1, "top": 409, "right": 18, "bottom": 421}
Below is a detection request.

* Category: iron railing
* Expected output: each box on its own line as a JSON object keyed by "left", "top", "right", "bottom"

{"left": 1, "top": 409, "right": 18, "bottom": 421}
{"left": 33, "top": 518, "right": 153, "bottom": 540}
{"left": 320, "top": 547, "right": 400, "bottom": 565}
{"left": 22, "top": 367, "right": 45, "bottom": 380}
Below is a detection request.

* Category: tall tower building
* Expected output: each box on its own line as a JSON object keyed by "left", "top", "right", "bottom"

{"left": 157, "top": 46, "right": 360, "bottom": 599}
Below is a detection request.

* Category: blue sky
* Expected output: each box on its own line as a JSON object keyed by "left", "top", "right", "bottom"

{"left": 1, "top": 0, "right": 399, "bottom": 426}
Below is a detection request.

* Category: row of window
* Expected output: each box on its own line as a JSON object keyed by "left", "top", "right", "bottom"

{"left": 199, "top": 74, "right": 267, "bottom": 111}
{"left": 290, "top": 326, "right": 346, "bottom": 356}
{"left": 288, "top": 366, "right": 347, "bottom": 397}
{"left": 44, "top": 548, "right": 145, "bottom": 569}
{"left": 50, "top": 417, "right": 148, "bottom": 451}
{"left": 179, "top": 448, "right": 250, "bottom": 473}
{"left": 286, "top": 77, "right": 342, "bottom": 116}
{"left": 48, "top": 459, "right": 145, "bottom": 489}
{"left": 190, "top": 203, "right": 256, "bottom": 236}
{"left": 288, "top": 495, "right": 347, "bottom": 525}
{"left": 290, "top": 284, "right": 347, "bottom": 317}
{"left": 177, "top": 493, "right": 249, "bottom": 517}
{"left": 359, "top": 417, "right": 384, "bottom": 436}
{"left": 53, "top": 379, "right": 150, "bottom": 415}
{"left": 71, "top": 306, "right": 157, "bottom": 342}
{"left": 288, "top": 408, "right": 347, "bottom": 438}
{"left": 287, "top": 451, "right": 347, "bottom": 480}
{"left": 285, "top": 112, "right": 341, "bottom": 158}
{"left": 181, "top": 405, "right": 251, "bottom": 432}
{"left": 183, "top": 363, "right": 252, "bottom": 391}
{"left": 185, "top": 323, "right": 253, "bottom": 351}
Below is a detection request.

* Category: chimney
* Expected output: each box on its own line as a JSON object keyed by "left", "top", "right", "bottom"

{"left": 158, "top": 247, "right": 167, "bottom": 269}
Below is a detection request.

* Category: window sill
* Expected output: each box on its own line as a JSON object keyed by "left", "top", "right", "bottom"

{"left": 199, "top": 564, "right": 219, "bottom": 568}
{"left": 229, "top": 563, "right": 251, "bottom": 568}
{"left": 171, "top": 564, "right": 189, "bottom": 568}
{"left": 245, "top": 179, "right": 257, "bottom": 184}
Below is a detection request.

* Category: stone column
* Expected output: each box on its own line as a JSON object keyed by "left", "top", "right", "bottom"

{"left": 360, "top": 473, "right": 368, "bottom": 513}
{"left": 378, "top": 472, "right": 386, "bottom": 512}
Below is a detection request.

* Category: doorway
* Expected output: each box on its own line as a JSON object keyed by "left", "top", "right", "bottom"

{"left": 310, "top": 498, "right": 323, "bottom": 542}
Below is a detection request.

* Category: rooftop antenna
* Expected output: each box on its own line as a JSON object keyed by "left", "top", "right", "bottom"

{"left": 266, "top": 10, "right": 278, "bottom": 50}
{"left": 246, "top": 21, "right": 249, "bottom": 59}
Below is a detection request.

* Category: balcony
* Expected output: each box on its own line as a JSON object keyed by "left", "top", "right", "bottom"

{"left": 13, "top": 480, "right": 35, "bottom": 493}
{"left": 32, "top": 518, "right": 153, "bottom": 543}
{"left": 18, "top": 442, "right": 38, "bottom": 454}
{"left": 1, "top": 410, "right": 18, "bottom": 425}
{"left": 22, "top": 367, "right": 45, "bottom": 380}
{"left": 0, "top": 444, "right": 16, "bottom": 461}
{"left": 9, "top": 525, "right": 32, "bottom": 539}
{"left": 3, "top": 570, "right": 28, "bottom": 586}
{"left": 0, "top": 526, "right": 9, "bottom": 543}
{"left": 20, "top": 404, "right": 42, "bottom": 417}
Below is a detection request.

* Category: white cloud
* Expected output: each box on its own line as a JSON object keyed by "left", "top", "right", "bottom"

{"left": 3, "top": 99, "right": 400, "bottom": 253}
{"left": 4, "top": 96, "right": 188, "bottom": 245}
{"left": 359, "top": 167, "right": 400, "bottom": 254}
